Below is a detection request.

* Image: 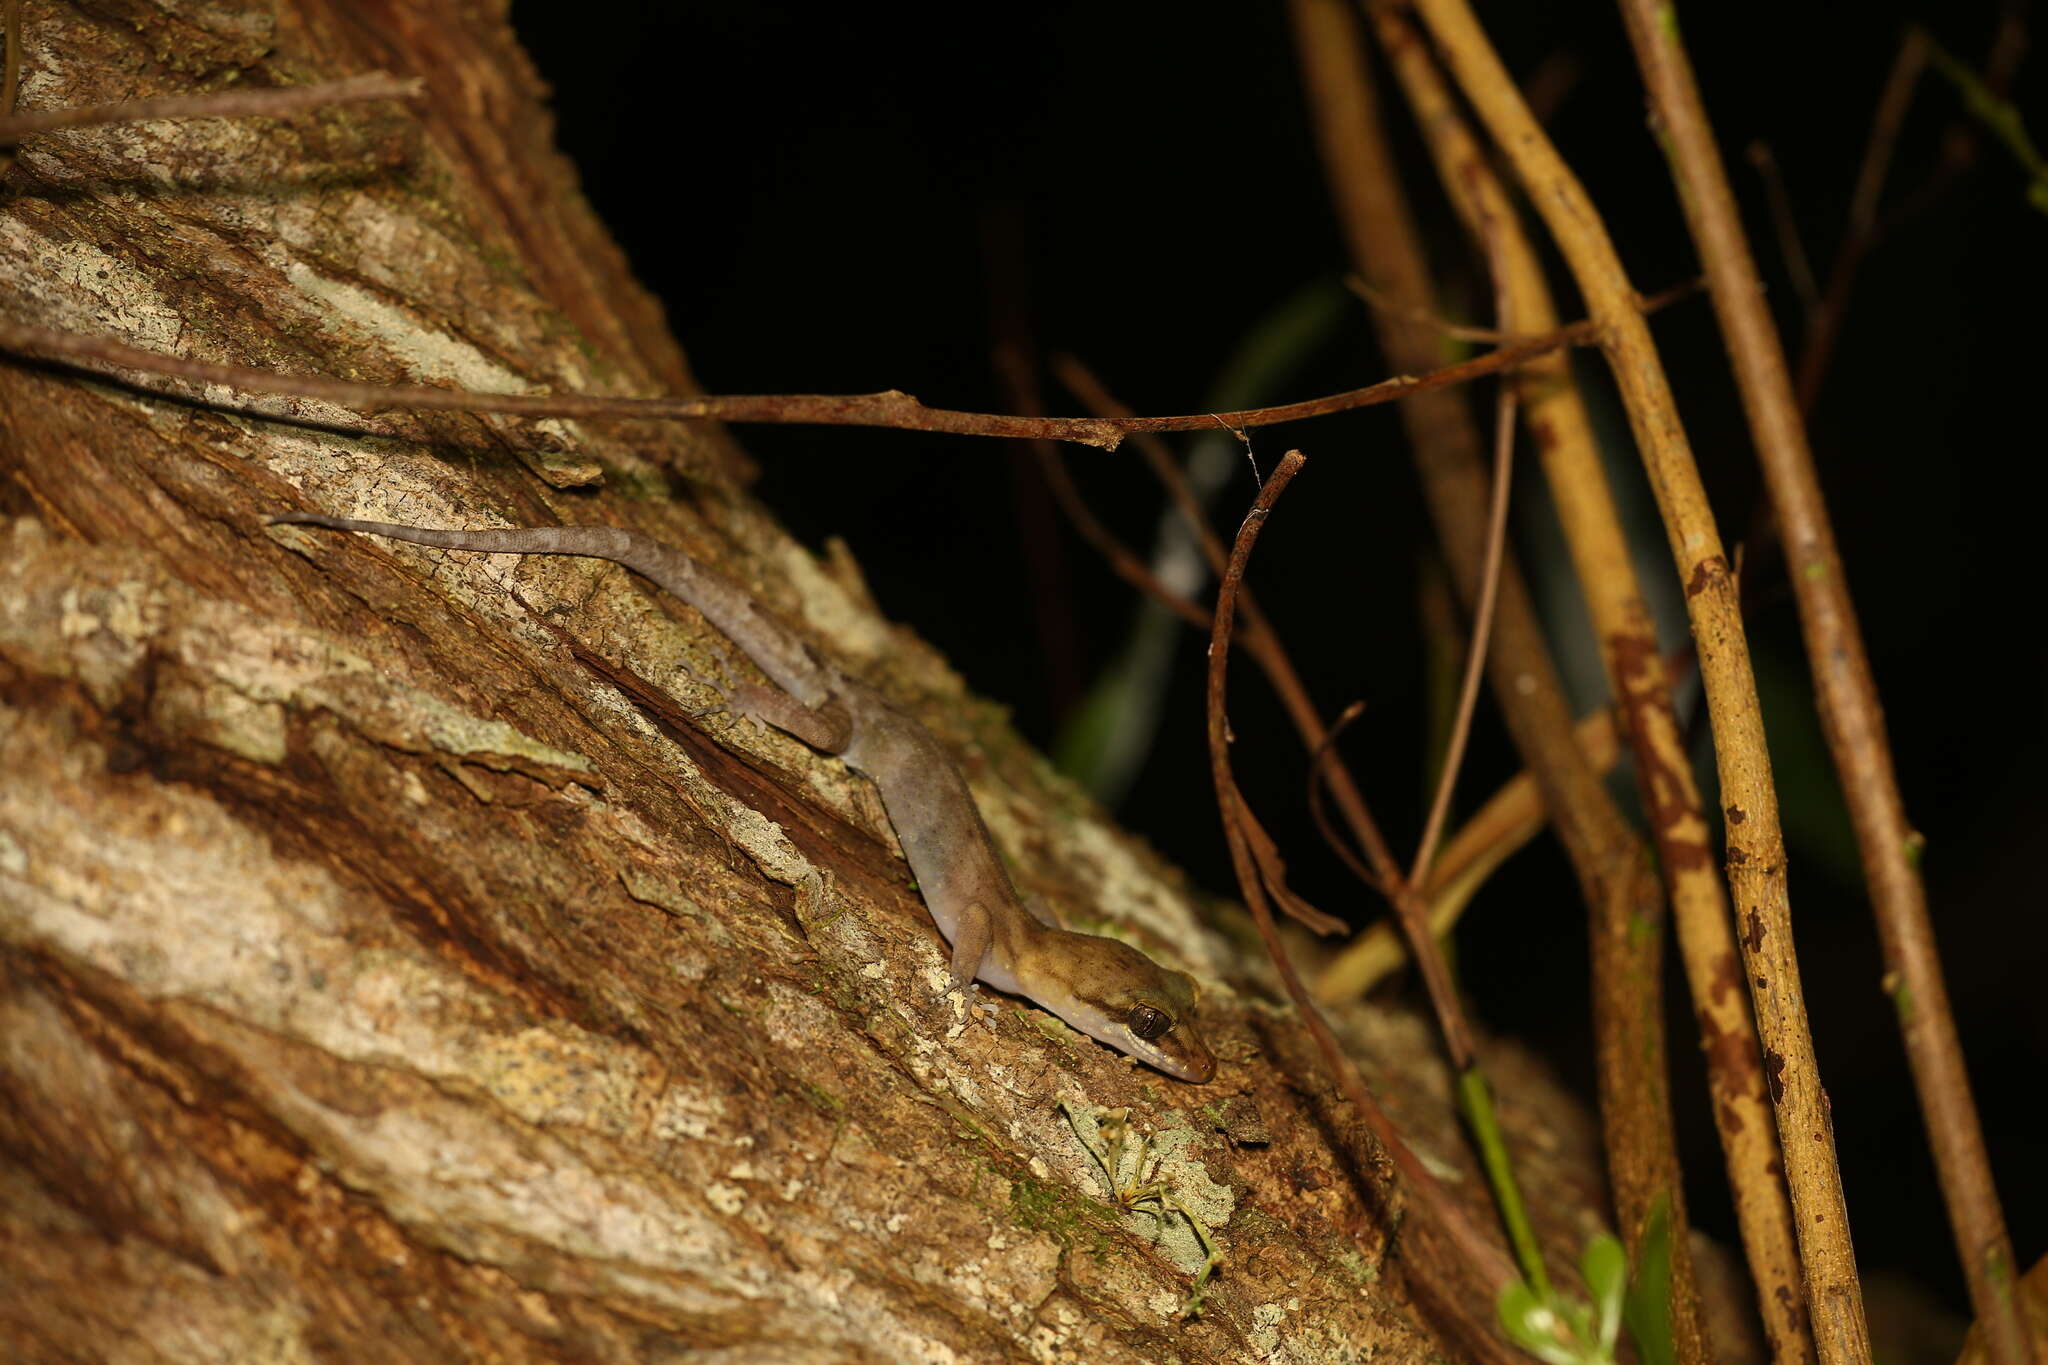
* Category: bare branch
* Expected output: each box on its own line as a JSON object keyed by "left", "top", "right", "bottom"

{"left": 0, "top": 291, "right": 1691, "bottom": 453}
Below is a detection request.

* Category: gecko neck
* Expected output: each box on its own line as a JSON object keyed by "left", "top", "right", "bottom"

{"left": 981, "top": 907, "right": 1065, "bottom": 996}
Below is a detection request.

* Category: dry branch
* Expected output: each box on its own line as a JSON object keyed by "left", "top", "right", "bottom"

{"left": 1289, "top": 0, "right": 1710, "bottom": 1354}
{"left": 0, "top": 289, "right": 1692, "bottom": 455}
{"left": 1369, "top": 4, "right": 1810, "bottom": 1355}
{"left": 1201, "top": 453, "right": 1522, "bottom": 1363}
{"left": 1411, "top": 0, "right": 1875, "bottom": 1358}
{"left": 1616, "top": 4, "right": 2030, "bottom": 1360}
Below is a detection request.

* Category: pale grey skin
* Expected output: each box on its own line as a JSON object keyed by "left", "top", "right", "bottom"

{"left": 273, "top": 514, "right": 1217, "bottom": 1083}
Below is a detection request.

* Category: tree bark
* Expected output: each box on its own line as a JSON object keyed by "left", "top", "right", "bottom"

{"left": 2, "top": 3, "right": 1630, "bottom": 1359}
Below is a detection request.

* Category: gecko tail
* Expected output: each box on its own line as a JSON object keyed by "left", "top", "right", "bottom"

{"left": 267, "top": 513, "right": 638, "bottom": 561}
{"left": 269, "top": 511, "right": 839, "bottom": 707}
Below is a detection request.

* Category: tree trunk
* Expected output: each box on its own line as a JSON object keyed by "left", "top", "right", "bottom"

{"left": 1, "top": 3, "right": 1627, "bottom": 1359}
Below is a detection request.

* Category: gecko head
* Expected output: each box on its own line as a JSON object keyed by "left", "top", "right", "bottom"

{"left": 1040, "top": 934, "right": 1217, "bottom": 1083}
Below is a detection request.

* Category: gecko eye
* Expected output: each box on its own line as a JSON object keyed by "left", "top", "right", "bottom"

{"left": 1127, "top": 1004, "right": 1174, "bottom": 1041}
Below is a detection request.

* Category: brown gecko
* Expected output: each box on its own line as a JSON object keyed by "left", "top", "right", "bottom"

{"left": 273, "top": 514, "right": 1217, "bottom": 1083}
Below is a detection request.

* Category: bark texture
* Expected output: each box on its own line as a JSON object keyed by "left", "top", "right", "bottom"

{"left": 3, "top": 3, "right": 1626, "bottom": 1360}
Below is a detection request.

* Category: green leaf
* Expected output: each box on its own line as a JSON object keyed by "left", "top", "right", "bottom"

{"left": 1622, "top": 1199, "right": 1677, "bottom": 1365}
{"left": 1581, "top": 1233, "right": 1627, "bottom": 1350}
{"left": 1498, "top": 1281, "right": 1583, "bottom": 1365}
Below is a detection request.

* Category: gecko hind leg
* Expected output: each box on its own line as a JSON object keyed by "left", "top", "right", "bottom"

{"left": 948, "top": 901, "right": 994, "bottom": 990}
{"left": 731, "top": 683, "right": 853, "bottom": 756}
{"left": 666, "top": 643, "right": 748, "bottom": 730}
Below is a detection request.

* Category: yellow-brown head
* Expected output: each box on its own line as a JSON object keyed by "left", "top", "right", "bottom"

{"left": 1030, "top": 931, "right": 1216, "bottom": 1083}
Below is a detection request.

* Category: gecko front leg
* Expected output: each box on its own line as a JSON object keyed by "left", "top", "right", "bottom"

{"left": 947, "top": 901, "right": 995, "bottom": 990}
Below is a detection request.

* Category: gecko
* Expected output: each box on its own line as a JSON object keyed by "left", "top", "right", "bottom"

{"left": 272, "top": 514, "right": 1218, "bottom": 1083}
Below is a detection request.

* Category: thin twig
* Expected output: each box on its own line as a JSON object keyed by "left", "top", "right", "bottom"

{"left": 1304, "top": 702, "right": 1389, "bottom": 896}
{"left": 1031, "top": 445, "right": 1210, "bottom": 633}
{"left": 1051, "top": 355, "right": 1436, "bottom": 946}
{"left": 1314, "top": 699, "right": 1623, "bottom": 1003}
{"left": 1049, "top": 358, "right": 1291, "bottom": 681}
{"left": 1371, "top": 3, "right": 1796, "bottom": 1355}
{"left": 1051, "top": 440, "right": 1681, "bottom": 1011}
{"left": 1921, "top": 31, "right": 2048, "bottom": 198}
{"left": 986, "top": 269, "right": 1087, "bottom": 720}
{"left": 1289, "top": 1, "right": 1626, "bottom": 1329}
{"left": 1045, "top": 360, "right": 1612, "bottom": 984}
{"left": 1321, "top": 646, "right": 1696, "bottom": 1001}
{"left": 1416, "top": 0, "right": 1873, "bottom": 1356}
{"left": 1745, "top": 141, "right": 1822, "bottom": 315}
{"left": 1618, "top": 3, "right": 2029, "bottom": 1361}
{"left": 1203, "top": 451, "right": 1521, "bottom": 1362}
{"left": 1236, "top": 801, "right": 1350, "bottom": 937}
{"left": 1796, "top": 28, "right": 1928, "bottom": 415}
{"left": 0, "top": 71, "right": 423, "bottom": 141}
{"left": 1344, "top": 275, "right": 1508, "bottom": 344}
{"left": 1848, "top": 31, "right": 1934, "bottom": 252}
{"left": 1746, "top": 29, "right": 1931, "bottom": 614}
{"left": 1028, "top": 362, "right": 1361, "bottom": 939}
{"left": 1899, "top": 10, "right": 2032, "bottom": 221}
{"left": 1812, "top": 16, "right": 2027, "bottom": 412}
{"left": 1409, "top": 233, "right": 1515, "bottom": 886}
{"left": 0, "top": 291, "right": 1692, "bottom": 453}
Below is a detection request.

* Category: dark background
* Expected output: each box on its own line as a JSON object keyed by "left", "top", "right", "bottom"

{"left": 510, "top": 1, "right": 2043, "bottom": 1331}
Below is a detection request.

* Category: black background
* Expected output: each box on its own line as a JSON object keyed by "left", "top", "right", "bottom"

{"left": 510, "top": 1, "right": 2043, "bottom": 1330}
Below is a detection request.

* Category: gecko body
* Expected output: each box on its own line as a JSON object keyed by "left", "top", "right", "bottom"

{"left": 274, "top": 514, "right": 1217, "bottom": 1083}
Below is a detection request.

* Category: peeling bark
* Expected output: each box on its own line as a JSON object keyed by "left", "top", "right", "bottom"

{"left": 3, "top": 4, "right": 1631, "bottom": 1360}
